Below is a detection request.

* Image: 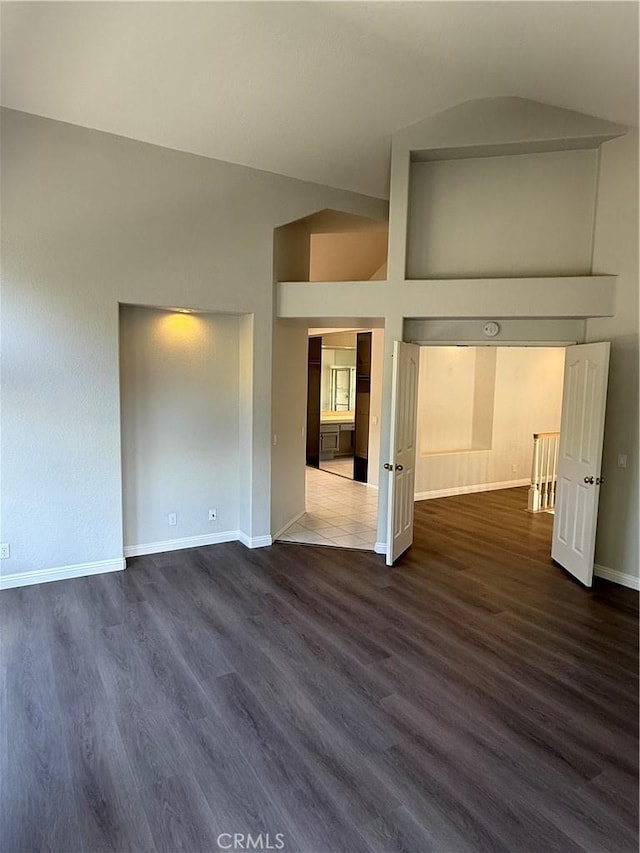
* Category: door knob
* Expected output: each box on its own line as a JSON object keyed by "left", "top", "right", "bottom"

{"left": 584, "top": 476, "right": 594, "bottom": 484}
{"left": 596, "top": 476, "right": 605, "bottom": 485}
{"left": 383, "top": 463, "right": 393, "bottom": 471}
{"left": 395, "top": 464, "right": 404, "bottom": 471}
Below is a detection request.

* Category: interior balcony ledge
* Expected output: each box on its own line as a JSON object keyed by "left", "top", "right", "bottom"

{"left": 277, "top": 275, "right": 616, "bottom": 320}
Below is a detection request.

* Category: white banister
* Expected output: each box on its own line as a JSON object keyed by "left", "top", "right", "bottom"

{"left": 528, "top": 432, "right": 560, "bottom": 512}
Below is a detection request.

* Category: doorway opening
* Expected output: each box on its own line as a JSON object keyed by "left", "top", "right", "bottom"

{"left": 274, "top": 323, "right": 384, "bottom": 551}
{"left": 415, "top": 345, "right": 566, "bottom": 507}
{"left": 308, "top": 329, "right": 374, "bottom": 483}
{"left": 271, "top": 207, "right": 388, "bottom": 550}
{"left": 388, "top": 338, "right": 611, "bottom": 587}
{"left": 390, "top": 343, "right": 566, "bottom": 564}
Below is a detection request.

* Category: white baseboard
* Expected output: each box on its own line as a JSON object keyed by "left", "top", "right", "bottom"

{"left": 374, "top": 541, "right": 387, "bottom": 555}
{"left": 238, "top": 531, "right": 272, "bottom": 549}
{"left": 0, "top": 557, "right": 125, "bottom": 591}
{"left": 415, "top": 478, "right": 530, "bottom": 502}
{"left": 125, "top": 531, "right": 238, "bottom": 558}
{"left": 273, "top": 511, "right": 306, "bottom": 542}
{"left": 594, "top": 564, "right": 640, "bottom": 591}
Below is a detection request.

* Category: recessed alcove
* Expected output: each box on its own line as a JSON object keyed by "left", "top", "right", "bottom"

{"left": 406, "top": 148, "right": 599, "bottom": 279}
{"left": 417, "top": 347, "right": 496, "bottom": 455}
{"left": 274, "top": 209, "right": 388, "bottom": 283}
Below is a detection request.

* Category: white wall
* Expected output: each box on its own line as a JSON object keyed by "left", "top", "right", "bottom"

{"left": 418, "top": 348, "right": 477, "bottom": 453}
{"left": 587, "top": 129, "right": 639, "bottom": 580}
{"left": 0, "top": 108, "right": 386, "bottom": 580}
{"left": 119, "top": 306, "right": 240, "bottom": 549}
{"left": 407, "top": 149, "right": 598, "bottom": 279}
{"left": 415, "top": 347, "right": 565, "bottom": 496}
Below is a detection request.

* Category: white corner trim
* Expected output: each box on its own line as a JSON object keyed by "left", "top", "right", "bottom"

{"left": 0, "top": 557, "right": 126, "bottom": 590}
{"left": 124, "top": 531, "right": 238, "bottom": 558}
{"left": 238, "top": 531, "right": 272, "bottom": 549}
{"left": 374, "top": 541, "right": 387, "bottom": 555}
{"left": 594, "top": 564, "right": 640, "bottom": 591}
{"left": 273, "top": 511, "right": 306, "bottom": 542}
{"left": 414, "top": 478, "right": 530, "bottom": 501}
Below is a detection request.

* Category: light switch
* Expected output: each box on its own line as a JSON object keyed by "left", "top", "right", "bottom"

{"left": 617, "top": 453, "right": 628, "bottom": 468}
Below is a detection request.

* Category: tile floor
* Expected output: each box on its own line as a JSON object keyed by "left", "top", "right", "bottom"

{"left": 277, "top": 466, "right": 379, "bottom": 550}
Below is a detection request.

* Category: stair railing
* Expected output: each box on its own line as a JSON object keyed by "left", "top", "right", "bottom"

{"left": 527, "top": 432, "right": 560, "bottom": 512}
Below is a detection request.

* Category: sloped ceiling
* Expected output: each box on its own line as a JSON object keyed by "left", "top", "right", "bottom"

{"left": 1, "top": 1, "right": 637, "bottom": 198}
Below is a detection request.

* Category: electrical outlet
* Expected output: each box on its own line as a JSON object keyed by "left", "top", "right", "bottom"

{"left": 0, "top": 543, "right": 9, "bottom": 560}
{"left": 511, "top": 463, "right": 517, "bottom": 474}
{"left": 168, "top": 512, "right": 177, "bottom": 526}
{"left": 208, "top": 508, "right": 217, "bottom": 521}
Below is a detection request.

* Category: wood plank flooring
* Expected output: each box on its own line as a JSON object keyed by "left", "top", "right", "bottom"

{"left": 1, "top": 487, "right": 638, "bottom": 852}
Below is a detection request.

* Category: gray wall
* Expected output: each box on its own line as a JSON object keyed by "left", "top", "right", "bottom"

{"left": 0, "top": 108, "right": 386, "bottom": 579}
{"left": 119, "top": 305, "right": 240, "bottom": 548}
{"left": 407, "top": 149, "right": 598, "bottom": 279}
{"left": 270, "top": 318, "right": 308, "bottom": 538}
{"left": 587, "top": 129, "right": 639, "bottom": 579}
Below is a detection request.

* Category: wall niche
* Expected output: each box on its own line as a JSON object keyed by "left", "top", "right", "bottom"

{"left": 406, "top": 148, "right": 598, "bottom": 279}
{"left": 417, "top": 346, "right": 496, "bottom": 455}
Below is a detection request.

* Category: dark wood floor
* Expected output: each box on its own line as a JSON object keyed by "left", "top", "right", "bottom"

{"left": 1, "top": 487, "right": 638, "bottom": 853}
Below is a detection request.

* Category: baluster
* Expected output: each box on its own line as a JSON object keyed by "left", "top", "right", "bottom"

{"left": 541, "top": 437, "right": 549, "bottom": 509}
{"left": 528, "top": 432, "right": 560, "bottom": 512}
{"left": 550, "top": 434, "right": 558, "bottom": 509}
{"left": 528, "top": 434, "right": 541, "bottom": 512}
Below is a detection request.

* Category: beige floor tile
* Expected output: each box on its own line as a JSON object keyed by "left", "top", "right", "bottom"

{"left": 313, "top": 525, "right": 349, "bottom": 538}
{"left": 326, "top": 533, "right": 369, "bottom": 549}
{"left": 338, "top": 521, "right": 374, "bottom": 534}
{"left": 276, "top": 466, "right": 379, "bottom": 552}
{"left": 286, "top": 529, "right": 332, "bottom": 545}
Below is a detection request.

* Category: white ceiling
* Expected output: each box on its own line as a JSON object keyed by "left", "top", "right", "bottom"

{"left": 1, "top": 2, "right": 637, "bottom": 198}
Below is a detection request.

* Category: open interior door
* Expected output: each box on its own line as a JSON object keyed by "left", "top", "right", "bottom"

{"left": 552, "top": 341, "right": 610, "bottom": 586}
{"left": 385, "top": 341, "right": 420, "bottom": 566}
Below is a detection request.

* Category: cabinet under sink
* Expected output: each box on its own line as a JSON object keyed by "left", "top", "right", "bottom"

{"left": 320, "top": 421, "right": 355, "bottom": 460}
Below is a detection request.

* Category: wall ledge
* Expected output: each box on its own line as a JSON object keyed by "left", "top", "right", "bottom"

{"left": 594, "top": 564, "right": 640, "bottom": 591}
{"left": 0, "top": 557, "right": 125, "bottom": 590}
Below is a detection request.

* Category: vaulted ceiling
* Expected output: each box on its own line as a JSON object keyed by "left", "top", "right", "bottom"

{"left": 1, "top": 2, "right": 637, "bottom": 198}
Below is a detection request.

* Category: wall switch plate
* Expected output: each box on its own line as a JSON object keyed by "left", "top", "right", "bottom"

{"left": 272, "top": 434, "right": 277, "bottom": 446}
{"left": 208, "top": 508, "right": 217, "bottom": 521}
{"left": 0, "top": 543, "right": 9, "bottom": 559}
{"left": 617, "top": 453, "right": 628, "bottom": 468}
{"left": 168, "top": 512, "right": 177, "bottom": 526}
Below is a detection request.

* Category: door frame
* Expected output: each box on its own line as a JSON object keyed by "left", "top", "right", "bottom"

{"left": 386, "top": 337, "right": 581, "bottom": 566}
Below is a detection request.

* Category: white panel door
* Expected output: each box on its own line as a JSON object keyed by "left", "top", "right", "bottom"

{"left": 386, "top": 342, "right": 420, "bottom": 566}
{"left": 552, "top": 342, "right": 610, "bottom": 586}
